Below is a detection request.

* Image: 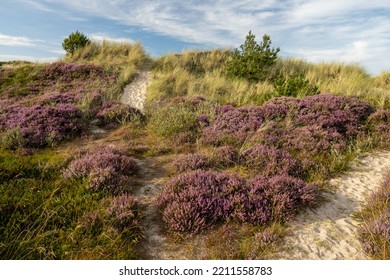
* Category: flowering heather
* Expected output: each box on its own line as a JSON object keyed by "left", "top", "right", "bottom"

{"left": 63, "top": 146, "right": 139, "bottom": 194}
{"left": 159, "top": 170, "right": 246, "bottom": 233}
{"left": 237, "top": 175, "right": 318, "bottom": 224}
{"left": 106, "top": 194, "right": 142, "bottom": 232}
{"left": 159, "top": 170, "right": 318, "bottom": 233}
{"left": 211, "top": 146, "right": 239, "bottom": 168}
{"left": 171, "top": 153, "right": 211, "bottom": 173}
{"left": 358, "top": 172, "right": 390, "bottom": 259}
{"left": 368, "top": 109, "right": 390, "bottom": 139}
{"left": 296, "top": 94, "right": 374, "bottom": 135}
{"left": 40, "top": 62, "right": 104, "bottom": 82}
{"left": 201, "top": 105, "right": 264, "bottom": 146}
{"left": 95, "top": 101, "right": 141, "bottom": 127}
{"left": 0, "top": 102, "right": 84, "bottom": 148}
{"left": 240, "top": 145, "right": 303, "bottom": 178}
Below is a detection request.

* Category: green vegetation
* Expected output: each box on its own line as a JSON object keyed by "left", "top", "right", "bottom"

{"left": 62, "top": 30, "right": 91, "bottom": 56}
{"left": 226, "top": 31, "right": 280, "bottom": 82}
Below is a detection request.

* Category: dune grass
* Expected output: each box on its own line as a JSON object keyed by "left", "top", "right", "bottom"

{"left": 63, "top": 40, "right": 151, "bottom": 97}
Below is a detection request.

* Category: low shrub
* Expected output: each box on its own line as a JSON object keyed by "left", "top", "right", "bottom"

{"left": 171, "top": 153, "right": 211, "bottom": 173}
{"left": 272, "top": 72, "right": 319, "bottom": 98}
{"left": 106, "top": 194, "right": 142, "bottom": 232}
{"left": 240, "top": 145, "right": 304, "bottom": 178}
{"left": 358, "top": 172, "right": 390, "bottom": 259}
{"left": 0, "top": 102, "right": 84, "bottom": 148}
{"left": 211, "top": 146, "right": 239, "bottom": 168}
{"left": 201, "top": 105, "right": 264, "bottom": 146}
{"left": 159, "top": 170, "right": 318, "bottom": 234}
{"left": 63, "top": 146, "right": 138, "bottom": 194}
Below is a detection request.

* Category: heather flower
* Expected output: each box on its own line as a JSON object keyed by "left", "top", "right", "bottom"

{"left": 211, "top": 146, "right": 239, "bottom": 168}
{"left": 240, "top": 145, "right": 304, "bottom": 178}
{"left": 201, "top": 105, "right": 264, "bottom": 146}
{"left": 106, "top": 194, "right": 141, "bottom": 231}
{"left": 171, "top": 153, "right": 211, "bottom": 173}
{"left": 159, "top": 170, "right": 246, "bottom": 233}
{"left": 0, "top": 102, "right": 84, "bottom": 148}
{"left": 63, "top": 146, "right": 139, "bottom": 194}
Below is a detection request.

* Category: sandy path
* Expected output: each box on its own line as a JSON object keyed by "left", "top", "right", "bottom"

{"left": 274, "top": 151, "right": 390, "bottom": 259}
{"left": 120, "top": 71, "right": 152, "bottom": 112}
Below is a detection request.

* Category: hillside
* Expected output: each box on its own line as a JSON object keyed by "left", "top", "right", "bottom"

{"left": 1, "top": 42, "right": 390, "bottom": 260}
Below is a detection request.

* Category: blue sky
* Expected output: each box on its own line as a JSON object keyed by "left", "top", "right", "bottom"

{"left": 1, "top": 0, "right": 389, "bottom": 75}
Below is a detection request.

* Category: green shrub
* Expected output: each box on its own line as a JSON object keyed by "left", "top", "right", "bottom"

{"left": 62, "top": 31, "right": 91, "bottom": 56}
{"left": 226, "top": 31, "right": 280, "bottom": 82}
{"left": 273, "top": 72, "right": 319, "bottom": 98}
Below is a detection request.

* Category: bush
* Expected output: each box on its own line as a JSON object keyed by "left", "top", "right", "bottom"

{"left": 201, "top": 105, "right": 264, "bottom": 146}
{"left": 226, "top": 31, "right": 280, "bottom": 82}
{"left": 62, "top": 31, "right": 91, "bottom": 56}
{"left": 240, "top": 145, "right": 304, "bottom": 178}
{"left": 272, "top": 72, "right": 319, "bottom": 97}
{"left": 63, "top": 146, "right": 139, "bottom": 194}
{"left": 172, "top": 153, "right": 211, "bottom": 173}
{"left": 106, "top": 194, "right": 142, "bottom": 232}
{"left": 0, "top": 102, "right": 84, "bottom": 148}
{"left": 158, "top": 170, "right": 318, "bottom": 234}
{"left": 358, "top": 172, "right": 390, "bottom": 259}
{"left": 211, "top": 146, "right": 239, "bottom": 168}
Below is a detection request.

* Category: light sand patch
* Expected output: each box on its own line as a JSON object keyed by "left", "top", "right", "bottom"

{"left": 120, "top": 71, "right": 152, "bottom": 112}
{"left": 274, "top": 151, "right": 390, "bottom": 259}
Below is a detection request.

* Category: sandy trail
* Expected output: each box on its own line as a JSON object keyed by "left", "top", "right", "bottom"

{"left": 120, "top": 71, "right": 152, "bottom": 112}
{"left": 274, "top": 151, "right": 390, "bottom": 259}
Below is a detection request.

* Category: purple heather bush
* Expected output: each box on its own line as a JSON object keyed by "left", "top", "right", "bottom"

{"left": 171, "top": 153, "right": 211, "bottom": 173}
{"left": 240, "top": 145, "right": 303, "bottom": 178}
{"left": 358, "top": 172, "right": 390, "bottom": 259}
{"left": 367, "top": 110, "right": 390, "bottom": 142}
{"left": 211, "top": 146, "right": 239, "bottom": 168}
{"left": 106, "top": 194, "right": 142, "bottom": 232}
{"left": 0, "top": 102, "right": 84, "bottom": 148}
{"left": 159, "top": 170, "right": 318, "bottom": 234}
{"left": 63, "top": 146, "right": 139, "bottom": 194}
{"left": 40, "top": 62, "right": 105, "bottom": 82}
{"left": 159, "top": 170, "right": 246, "bottom": 233}
{"left": 201, "top": 105, "right": 264, "bottom": 146}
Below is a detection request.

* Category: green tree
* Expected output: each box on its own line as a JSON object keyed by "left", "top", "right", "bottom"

{"left": 227, "top": 31, "right": 280, "bottom": 82}
{"left": 62, "top": 30, "right": 90, "bottom": 56}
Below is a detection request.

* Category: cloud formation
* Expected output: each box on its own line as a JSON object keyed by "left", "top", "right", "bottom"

{"left": 17, "top": 0, "right": 390, "bottom": 73}
{"left": 0, "top": 33, "right": 38, "bottom": 46}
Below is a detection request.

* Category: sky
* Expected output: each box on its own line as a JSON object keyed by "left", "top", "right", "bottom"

{"left": 0, "top": 0, "right": 389, "bottom": 75}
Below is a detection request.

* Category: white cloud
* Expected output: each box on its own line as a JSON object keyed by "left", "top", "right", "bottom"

{"left": 23, "top": 0, "right": 390, "bottom": 74}
{"left": 89, "top": 33, "right": 134, "bottom": 44}
{"left": 0, "top": 33, "right": 37, "bottom": 46}
{"left": 0, "top": 54, "right": 58, "bottom": 63}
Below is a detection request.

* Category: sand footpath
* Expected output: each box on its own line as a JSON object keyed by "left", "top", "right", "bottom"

{"left": 120, "top": 71, "right": 152, "bottom": 112}
{"left": 275, "top": 151, "right": 390, "bottom": 259}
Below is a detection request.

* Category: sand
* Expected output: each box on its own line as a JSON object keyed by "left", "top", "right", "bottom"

{"left": 274, "top": 151, "right": 390, "bottom": 259}
{"left": 120, "top": 71, "right": 152, "bottom": 112}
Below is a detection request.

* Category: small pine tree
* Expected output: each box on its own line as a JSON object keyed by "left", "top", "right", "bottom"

{"left": 62, "top": 30, "right": 90, "bottom": 56}
{"left": 227, "top": 31, "right": 280, "bottom": 82}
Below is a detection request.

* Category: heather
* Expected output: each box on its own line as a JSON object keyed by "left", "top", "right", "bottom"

{"left": 0, "top": 102, "right": 84, "bottom": 148}
{"left": 358, "top": 171, "right": 390, "bottom": 259}
{"left": 63, "top": 146, "right": 138, "bottom": 195}
{"left": 158, "top": 170, "right": 317, "bottom": 234}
